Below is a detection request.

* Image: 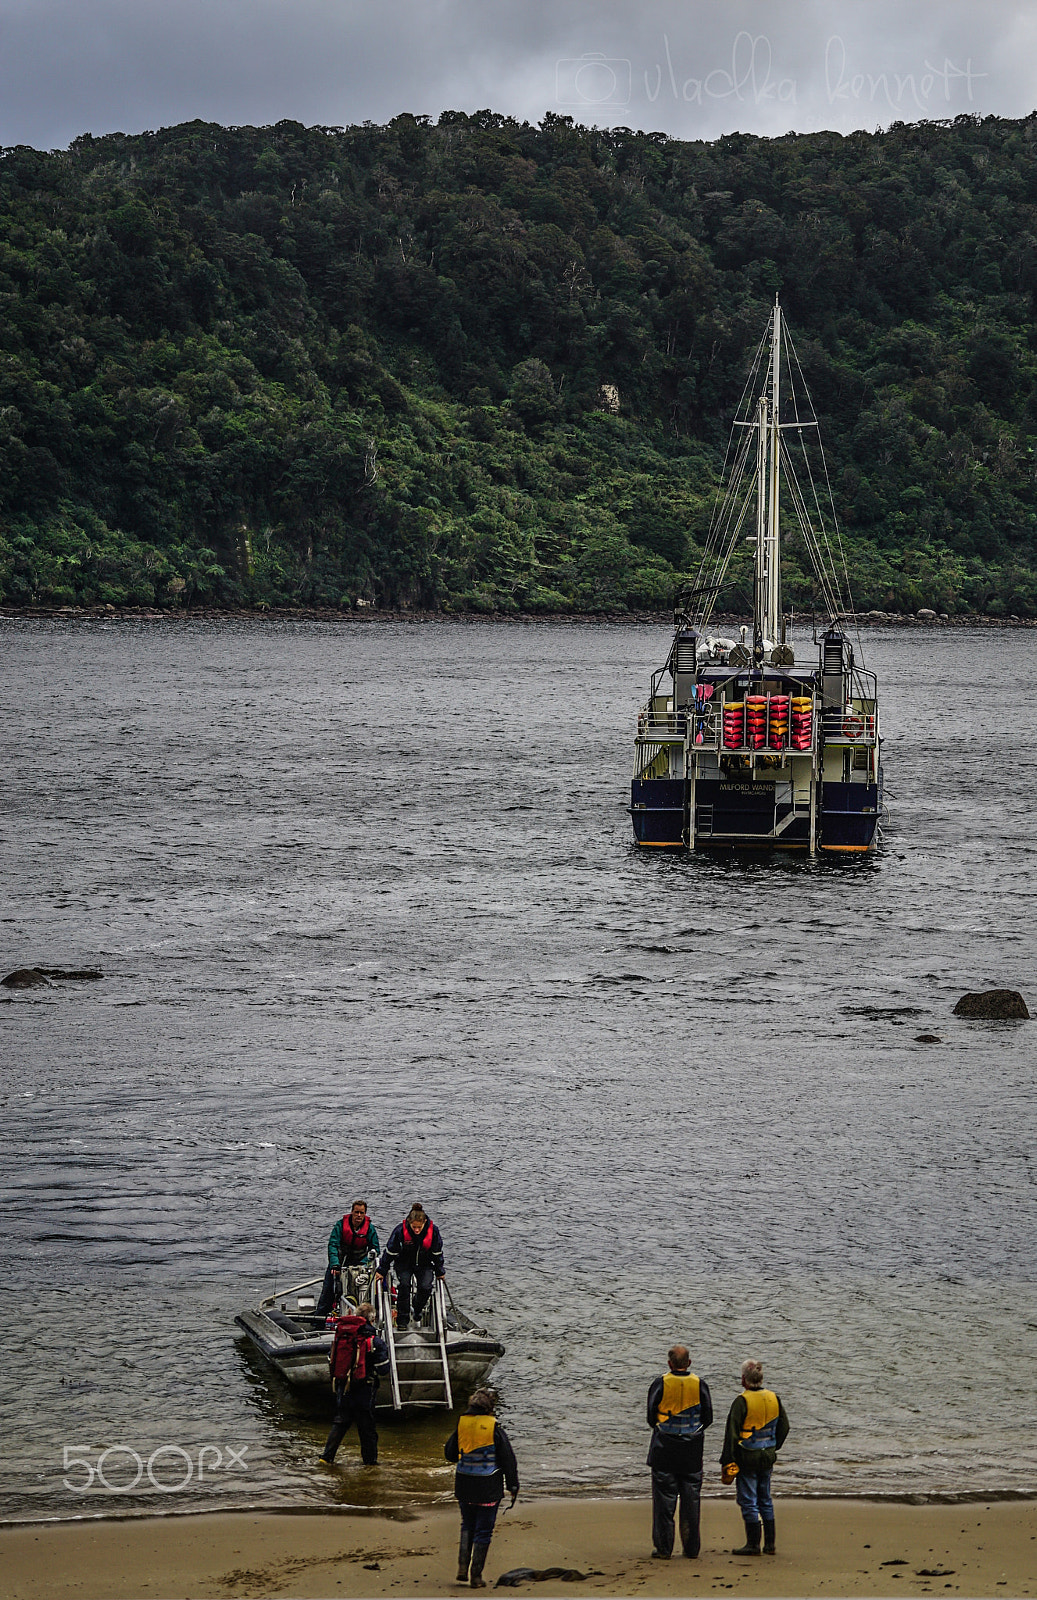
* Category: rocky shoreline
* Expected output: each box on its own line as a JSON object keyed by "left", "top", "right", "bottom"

{"left": 1, "top": 604, "right": 1035, "bottom": 628}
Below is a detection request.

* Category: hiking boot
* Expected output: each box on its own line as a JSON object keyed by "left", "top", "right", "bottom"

{"left": 469, "top": 1545, "right": 488, "bottom": 1588}
{"left": 731, "top": 1521, "right": 762, "bottom": 1556}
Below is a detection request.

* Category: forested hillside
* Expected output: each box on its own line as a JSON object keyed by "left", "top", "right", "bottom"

{"left": 3, "top": 110, "right": 1037, "bottom": 614}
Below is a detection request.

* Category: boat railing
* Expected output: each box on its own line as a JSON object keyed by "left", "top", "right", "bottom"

{"left": 374, "top": 1277, "right": 403, "bottom": 1411}
{"left": 433, "top": 1279, "right": 454, "bottom": 1409}
{"left": 637, "top": 706, "right": 688, "bottom": 736}
{"left": 259, "top": 1275, "right": 323, "bottom": 1312}
{"left": 820, "top": 706, "right": 878, "bottom": 744}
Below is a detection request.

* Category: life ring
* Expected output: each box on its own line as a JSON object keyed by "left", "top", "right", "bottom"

{"left": 843, "top": 714, "right": 865, "bottom": 739}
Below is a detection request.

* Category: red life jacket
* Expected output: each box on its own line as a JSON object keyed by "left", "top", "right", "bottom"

{"left": 341, "top": 1213, "right": 371, "bottom": 1251}
{"left": 330, "top": 1314, "right": 373, "bottom": 1382}
{"left": 403, "top": 1217, "right": 434, "bottom": 1254}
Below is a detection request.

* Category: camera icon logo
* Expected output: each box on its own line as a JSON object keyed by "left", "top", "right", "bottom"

{"left": 556, "top": 53, "right": 631, "bottom": 109}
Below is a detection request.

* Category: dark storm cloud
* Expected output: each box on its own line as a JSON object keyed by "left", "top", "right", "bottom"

{"left": 0, "top": 0, "right": 1029, "bottom": 149}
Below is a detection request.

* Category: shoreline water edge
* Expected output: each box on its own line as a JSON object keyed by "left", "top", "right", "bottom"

{"left": 2, "top": 605, "right": 1036, "bottom": 627}
{"left": 3, "top": 1498, "right": 1036, "bottom": 1598}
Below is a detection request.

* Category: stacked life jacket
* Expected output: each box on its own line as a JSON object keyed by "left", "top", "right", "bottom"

{"left": 456, "top": 1413, "right": 498, "bottom": 1478}
{"left": 655, "top": 1371, "right": 704, "bottom": 1439}
{"left": 737, "top": 1388, "right": 781, "bottom": 1461}
{"left": 329, "top": 1315, "right": 374, "bottom": 1383}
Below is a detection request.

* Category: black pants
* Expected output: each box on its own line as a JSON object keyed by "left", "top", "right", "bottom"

{"left": 651, "top": 1465, "right": 702, "bottom": 1557}
{"left": 316, "top": 1267, "right": 339, "bottom": 1318}
{"left": 396, "top": 1265, "right": 435, "bottom": 1326}
{"left": 322, "top": 1379, "right": 378, "bottom": 1464}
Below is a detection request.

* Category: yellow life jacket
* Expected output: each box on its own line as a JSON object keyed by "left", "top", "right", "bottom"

{"left": 739, "top": 1388, "right": 780, "bottom": 1451}
{"left": 656, "top": 1372, "right": 703, "bottom": 1439}
{"left": 457, "top": 1413, "right": 497, "bottom": 1476}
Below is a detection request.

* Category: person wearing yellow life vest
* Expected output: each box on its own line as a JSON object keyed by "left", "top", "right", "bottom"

{"left": 646, "top": 1345, "right": 713, "bottom": 1560}
{"left": 720, "top": 1358, "right": 790, "bottom": 1556}
{"left": 444, "top": 1389, "right": 519, "bottom": 1588}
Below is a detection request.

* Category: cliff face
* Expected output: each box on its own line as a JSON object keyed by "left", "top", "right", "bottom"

{"left": 3, "top": 111, "right": 1037, "bottom": 615}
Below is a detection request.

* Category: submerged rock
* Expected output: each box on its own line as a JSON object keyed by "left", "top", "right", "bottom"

{"left": 953, "top": 989, "right": 1029, "bottom": 1019}
{"left": 1, "top": 966, "right": 103, "bottom": 988}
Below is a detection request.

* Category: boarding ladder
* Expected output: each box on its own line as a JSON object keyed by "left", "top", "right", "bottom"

{"left": 375, "top": 1277, "right": 454, "bottom": 1410}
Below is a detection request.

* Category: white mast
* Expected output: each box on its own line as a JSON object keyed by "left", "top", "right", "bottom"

{"left": 766, "top": 298, "right": 781, "bottom": 647}
{"left": 753, "top": 392, "right": 768, "bottom": 658}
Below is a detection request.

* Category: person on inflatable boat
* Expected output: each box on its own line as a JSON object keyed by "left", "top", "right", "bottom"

{"left": 316, "top": 1199, "right": 381, "bottom": 1317}
{"left": 374, "top": 1202, "right": 445, "bottom": 1329}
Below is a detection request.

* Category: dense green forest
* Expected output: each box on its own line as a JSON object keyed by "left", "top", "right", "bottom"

{"left": 3, "top": 109, "right": 1037, "bottom": 614}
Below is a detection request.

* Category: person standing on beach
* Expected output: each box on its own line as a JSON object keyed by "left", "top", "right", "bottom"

{"left": 318, "top": 1301, "right": 389, "bottom": 1466}
{"left": 444, "top": 1388, "right": 519, "bottom": 1588}
{"left": 721, "top": 1358, "right": 790, "bottom": 1556}
{"left": 645, "top": 1344, "right": 713, "bottom": 1560}
{"left": 374, "top": 1203, "right": 445, "bottom": 1329}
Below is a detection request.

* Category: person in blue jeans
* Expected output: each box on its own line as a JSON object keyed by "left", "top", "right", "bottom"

{"left": 720, "top": 1358, "right": 790, "bottom": 1555}
{"left": 444, "top": 1389, "right": 519, "bottom": 1588}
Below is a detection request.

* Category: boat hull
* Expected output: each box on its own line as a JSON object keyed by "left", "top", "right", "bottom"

{"left": 234, "top": 1309, "right": 504, "bottom": 1408}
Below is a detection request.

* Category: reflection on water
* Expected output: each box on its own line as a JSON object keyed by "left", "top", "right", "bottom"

{"left": 1, "top": 618, "right": 1035, "bottom": 1521}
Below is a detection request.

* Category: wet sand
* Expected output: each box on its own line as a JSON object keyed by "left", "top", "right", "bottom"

{"left": 3, "top": 1497, "right": 1035, "bottom": 1599}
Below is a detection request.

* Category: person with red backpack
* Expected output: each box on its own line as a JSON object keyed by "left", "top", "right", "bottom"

{"left": 318, "top": 1301, "right": 390, "bottom": 1465}
{"left": 316, "top": 1199, "right": 381, "bottom": 1317}
{"left": 374, "top": 1202, "right": 445, "bottom": 1329}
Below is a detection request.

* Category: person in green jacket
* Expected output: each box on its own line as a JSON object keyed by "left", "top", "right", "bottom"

{"left": 315, "top": 1200, "right": 380, "bottom": 1317}
{"left": 721, "top": 1359, "right": 790, "bottom": 1556}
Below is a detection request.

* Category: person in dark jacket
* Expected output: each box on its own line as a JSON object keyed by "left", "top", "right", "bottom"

{"left": 374, "top": 1202, "right": 445, "bottom": 1329}
{"left": 720, "top": 1358, "right": 790, "bottom": 1556}
{"left": 646, "top": 1344, "right": 713, "bottom": 1560}
{"left": 316, "top": 1199, "right": 381, "bottom": 1317}
{"left": 444, "top": 1388, "right": 519, "bottom": 1588}
{"left": 318, "top": 1302, "right": 390, "bottom": 1466}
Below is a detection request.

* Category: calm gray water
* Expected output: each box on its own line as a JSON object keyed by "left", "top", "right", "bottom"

{"left": 1, "top": 617, "right": 1035, "bottom": 1524}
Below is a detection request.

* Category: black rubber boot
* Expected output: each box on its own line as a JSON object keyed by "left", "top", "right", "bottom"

{"left": 456, "top": 1532, "right": 473, "bottom": 1581}
{"left": 731, "top": 1520, "right": 762, "bottom": 1555}
{"left": 762, "top": 1518, "right": 776, "bottom": 1554}
{"left": 469, "top": 1544, "right": 488, "bottom": 1588}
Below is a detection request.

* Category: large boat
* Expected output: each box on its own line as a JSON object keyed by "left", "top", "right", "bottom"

{"left": 630, "top": 298, "right": 882, "bottom": 854}
{"left": 235, "top": 1264, "right": 504, "bottom": 1411}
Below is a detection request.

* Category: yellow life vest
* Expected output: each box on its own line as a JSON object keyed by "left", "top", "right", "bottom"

{"left": 656, "top": 1372, "right": 703, "bottom": 1438}
{"left": 457, "top": 1413, "right": 497, "bottom": 1475}
{"left": 739, "top": 1388, "right": 780, "bottom": 1450}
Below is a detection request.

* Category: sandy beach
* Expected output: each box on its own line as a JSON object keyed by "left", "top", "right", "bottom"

{"left": 3, "top": 1497, "right": 1034, "bottom": 1599}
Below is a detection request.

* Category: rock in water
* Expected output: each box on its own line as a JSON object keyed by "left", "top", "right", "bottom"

{"left": 953, "top": 989, "right": 1029, "bottom": 1019}
{"left": 2, "top": 968, "right": 50, "bottom": 988}
{"left": 1, "top": 967, "right": 103, "bottom": 988}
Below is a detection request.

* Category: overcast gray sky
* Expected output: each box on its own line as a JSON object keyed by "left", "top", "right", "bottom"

{"left": 0, "top": 0, "right": 1029, "bottom": 149}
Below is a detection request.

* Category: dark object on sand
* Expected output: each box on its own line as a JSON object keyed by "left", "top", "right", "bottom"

{"left": 2, "top": 967, "right": 103, "bottom": 988}
{"left": 914, "top": 1033, "right": 942, "bottom": 1043}
{"left": 495, "top": 1571, "right": 589, "bottom": 1587}
{"left": 953, "top": 989, "right": 1029, "bottom": 1019}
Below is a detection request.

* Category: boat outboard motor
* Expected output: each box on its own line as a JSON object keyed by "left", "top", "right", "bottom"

{"left": 670, "top": 629, "right": 698, "bottom": 709}
{"left": 821, "top": 628, "right": 852, "bottom": 711}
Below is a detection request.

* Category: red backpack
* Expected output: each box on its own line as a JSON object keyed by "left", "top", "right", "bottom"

{"left": 329, "top": 1314, "right": 372, "bottom": 1384}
